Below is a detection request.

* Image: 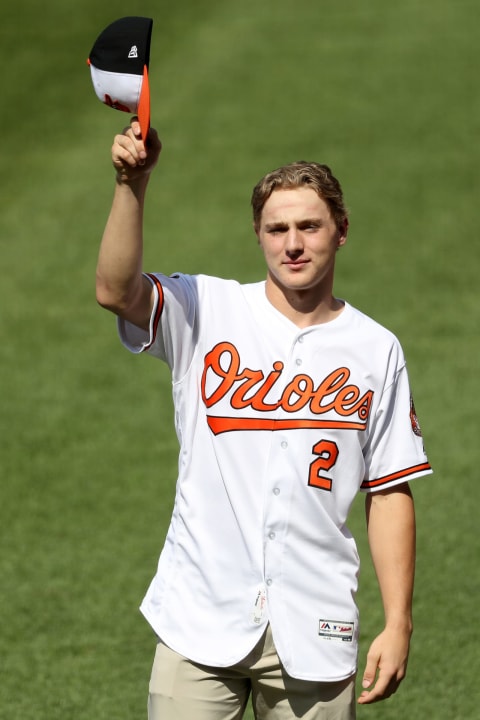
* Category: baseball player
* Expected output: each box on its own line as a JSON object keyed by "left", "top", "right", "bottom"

{"left": 96, "top": 119, "right": 432, "bottom": 720}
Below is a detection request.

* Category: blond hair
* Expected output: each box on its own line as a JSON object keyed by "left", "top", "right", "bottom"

{"left": 251, "top": 161, "right": 348, "bottom": 232}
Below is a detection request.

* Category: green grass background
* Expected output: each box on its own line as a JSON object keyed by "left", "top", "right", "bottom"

{"left": 1, "top": 1, "right": 478, "bottom": 718}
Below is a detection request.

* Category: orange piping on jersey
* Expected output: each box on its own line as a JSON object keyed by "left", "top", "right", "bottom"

{"left": 207, "top": 416, "right": 367, "bottom": 435}
{"left": 144, "top": 273, "right": 164, "bottom": 350}
{"left": 361, "top": 462, "right": 432, "bottom": 489}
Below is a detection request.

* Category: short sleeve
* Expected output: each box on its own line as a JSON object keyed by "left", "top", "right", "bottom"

{"left": 117, "top": 273, "right": 200, "bottom": 380}
{"left": 361, "top": 364, "right": 432, "bottom": 492}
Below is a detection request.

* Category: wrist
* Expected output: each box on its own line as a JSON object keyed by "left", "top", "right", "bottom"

{"left": 115, "top": 171, "right": 150, "bottom": 189}
{"left": 113, "top": 173, "right": 150, "bottom": 205}
{"left": 384, "top": 614, "right": 413, "bottom": 635}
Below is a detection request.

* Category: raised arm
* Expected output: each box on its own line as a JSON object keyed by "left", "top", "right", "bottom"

{"left": 96, "top": 119, "right": 162, "bottom": 331}
{"left": 358, "top": 482, "right": 416, "bottom": 705}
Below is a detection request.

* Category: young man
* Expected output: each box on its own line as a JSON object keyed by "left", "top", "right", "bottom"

{"left": 96, "top": 119, "right": 432, "bottom": 720}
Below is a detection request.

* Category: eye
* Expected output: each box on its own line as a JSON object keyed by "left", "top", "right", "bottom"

{"left": 302, "top": 221, "right": 322, "bottom": 232}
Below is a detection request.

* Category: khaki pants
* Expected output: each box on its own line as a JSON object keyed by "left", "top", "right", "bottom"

{"left": 148, "top": 624, "right": 356, "bottom": 720}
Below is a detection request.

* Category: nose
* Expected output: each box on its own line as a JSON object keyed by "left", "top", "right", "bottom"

{"left": 285, "top": 227, "right": 303, "bottom": 255}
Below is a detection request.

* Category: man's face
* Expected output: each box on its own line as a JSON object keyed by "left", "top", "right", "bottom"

{"left": 256, "top": 187, "right": 347, "bottom": 298}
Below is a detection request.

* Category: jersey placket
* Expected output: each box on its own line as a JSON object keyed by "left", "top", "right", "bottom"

{"left": 261, "top": 330, "right": 310, "bottom": 631}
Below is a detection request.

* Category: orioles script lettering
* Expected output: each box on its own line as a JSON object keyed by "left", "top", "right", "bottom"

{"left": 201, "top": 342, "right": 374, "bottom": 424}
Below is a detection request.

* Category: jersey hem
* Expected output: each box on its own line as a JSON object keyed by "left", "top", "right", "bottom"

{"left": 139, "top": 603, "right": 268, "bottom": 668}
{"left": 140, "top": 605, "right": 358, "bottom": 682}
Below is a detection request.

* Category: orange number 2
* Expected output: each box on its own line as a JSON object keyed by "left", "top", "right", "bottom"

{"left": 308, "top": 439, "right": 339, "bottom": 492}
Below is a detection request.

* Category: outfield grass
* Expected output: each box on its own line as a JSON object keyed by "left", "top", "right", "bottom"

{"left": 1, "top": 1, "right": 478, "bottom": 718}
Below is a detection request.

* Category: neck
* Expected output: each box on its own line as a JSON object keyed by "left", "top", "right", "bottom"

{"left": 265, "top": 276, "right": 344, "bottom": 328}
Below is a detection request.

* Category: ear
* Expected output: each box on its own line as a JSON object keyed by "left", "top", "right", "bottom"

{"left": 337, "top": 218, "right": 349, "bottom": 248}
{"left": 253, "top": 222, "right": 261, "bottom": 246}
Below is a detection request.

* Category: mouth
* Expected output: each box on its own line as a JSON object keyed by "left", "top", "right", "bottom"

{"left": 283, "top": 259, "right": 310, "bottom": 269}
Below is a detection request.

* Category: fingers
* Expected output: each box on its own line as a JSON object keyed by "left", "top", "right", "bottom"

{"left": 357, "top": 633, "right": 408, "bottom": 705}
{"left": 357, "top": 669, "right": 402, "bottom": 704}
{"left": 113, "top": 118, "right": 146, "bottom": 170}
{"left": 360, "top": 646, "right": 380, "bottom": 695}
{"left": 112, "top": 118, "right": 162, "bottom": 181}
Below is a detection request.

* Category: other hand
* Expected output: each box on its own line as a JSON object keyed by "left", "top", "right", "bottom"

{"left": 357, "top": 626, "right": 411, "bottom": 705}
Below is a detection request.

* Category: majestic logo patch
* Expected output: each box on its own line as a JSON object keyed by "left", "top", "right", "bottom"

{"left": 410, "top": 394, "right": 422, "bottom": 437}
{"left": 318, "top": 619, "right": 354, "bottom": 642}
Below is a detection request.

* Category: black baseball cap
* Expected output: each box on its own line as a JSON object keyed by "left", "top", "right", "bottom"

{"left": 88, "top": 17, "right": 153, "bottom": 141}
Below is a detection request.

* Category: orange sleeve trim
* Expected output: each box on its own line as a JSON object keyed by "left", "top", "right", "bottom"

{"left": 361, "top": 462, "right": 432, "bottom": 489}
{"left": 144, "top": 273, "right": 164, "bottom": 350}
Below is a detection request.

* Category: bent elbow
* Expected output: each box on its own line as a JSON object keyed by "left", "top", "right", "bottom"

{"left": 95, "top": 277, "right": 128, "bottom": 315}
{"left": 95, "top": 274, "right": 152, "bottom": 331}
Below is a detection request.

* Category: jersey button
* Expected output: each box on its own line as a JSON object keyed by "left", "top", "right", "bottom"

{"left": 273, "top": 487, "right": 280, "bottom": 496}
{"left": 281, "top": 441, "right": 288, "bottom": 449}
{"left": 298, "top": 335, "right": 304, "bottom": 343}
{"left": 295, "top": 358, "right": 302, "bottom": 366}
{"left": 268, "top": 531, "right": 276, "bottom": 540}
{"left": 266, "top": 578, "right": 273, "bottom": 586}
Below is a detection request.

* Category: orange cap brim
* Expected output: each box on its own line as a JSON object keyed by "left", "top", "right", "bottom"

{"left": 137, "top": 65, "right": 150, "bottom": 143}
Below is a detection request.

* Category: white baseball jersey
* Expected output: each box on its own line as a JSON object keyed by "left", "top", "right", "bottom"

{"left": 118, "top": 273, "right": 432, "bottom": 682}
